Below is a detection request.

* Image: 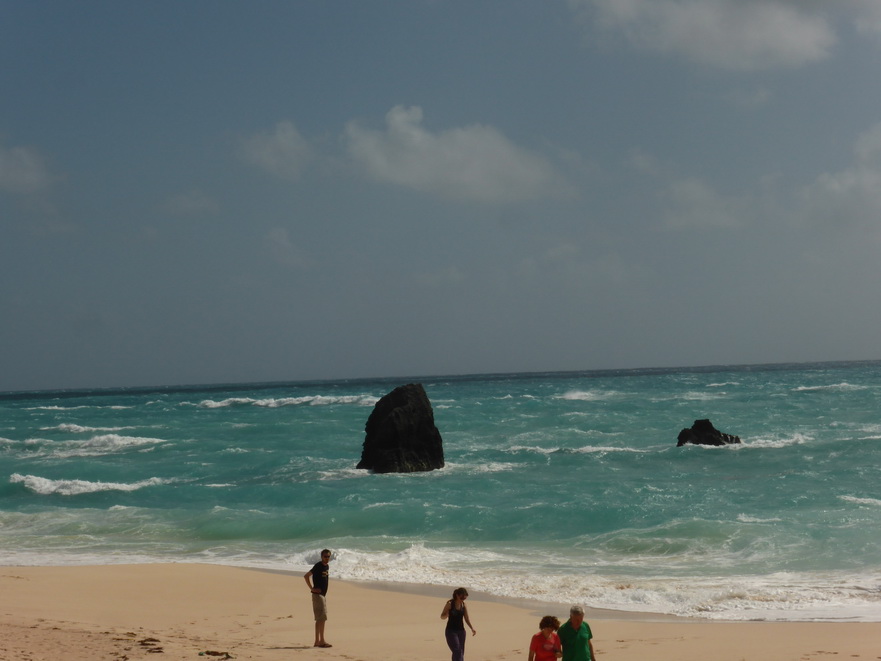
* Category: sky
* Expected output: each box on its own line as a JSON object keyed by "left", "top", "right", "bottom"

{"left": 3, "top": 0, "right": 881, "bottom": 391}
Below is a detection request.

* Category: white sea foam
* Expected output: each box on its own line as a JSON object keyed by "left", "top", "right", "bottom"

{"left": 681, "top": 390, "right": 726, "bottom": 401}
{"left": 1, "top": 532, "right": 878, "bottom": 622}
{"left": 557, "top": 390, "right": 619, "bottom": 402}
{"left": 473, "top": 461, "right": 517, "bottom": 473}
{"left": 196, "top": 394, "right": 378, "bottom": 408}
{"left": 508, "top": 444, "right": 557, "bottom": 455}
{"left": 737, "top": 514, "right": 783, "bottom": 523}
{"left": 839, "top": 495, "right": 881, "bottom": 507}
{"left": 315, "top": 467, "right": 371, "bottom": 481}
{"left": 743, "top": 433, "right": 810, "bottom": 449}
{"left": 440, "top": 461, "right": 518, "bottom": 474}
{"left": 571, "top": 445, "right": 646, "bottom": 454}
{"left": 794, "top": 382, "right": 870, "bottom": 392}
{"left": 363, "top": 501, "right": 397, "bottom": 509}
{"left": 42, "top": 423, "right": 133, "bottom": 433}
{"left": 302, "top": 544, "right": 881, "bottom": 622}
{"left": 9, "top": 473, "right": 172, "bottom": 496}
{"left": 26, "top": 405, "right": 133, "bottom": 411}
{"left": 38, "top": 434, "right": 168, "bottom": 458}
{"left": 25, "top": 405, "right": 89, "bottom": 411}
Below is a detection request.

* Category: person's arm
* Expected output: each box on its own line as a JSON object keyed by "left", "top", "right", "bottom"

{"left": 463, "top": 605, "right": 476, "bottom": 635}
{"left": 528, "top": 634, "right": 540, "bottom": 661}
{"left": 557, "top": 628, "right": 568, "bottom": 658}
{"left": 440, "top": 599, "right": 451, "bottom": 619}
{"left": 588, "top": 638, "right": 596, "bottom": 661}
{"left": 304, "top": 570, "right": 318, "bottom": 593}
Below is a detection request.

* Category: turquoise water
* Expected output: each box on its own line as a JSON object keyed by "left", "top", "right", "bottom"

{"left": 2, "top": 361, "right": 881, "bottom": 621}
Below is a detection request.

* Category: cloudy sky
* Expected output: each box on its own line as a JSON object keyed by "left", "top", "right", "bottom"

{"left": 3, "top": 0, "right": 881, "bottom": 391}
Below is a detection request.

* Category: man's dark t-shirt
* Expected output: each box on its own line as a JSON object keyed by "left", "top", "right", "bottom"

{"left": 310, "top": 561, "right": 329, "bottom": 596}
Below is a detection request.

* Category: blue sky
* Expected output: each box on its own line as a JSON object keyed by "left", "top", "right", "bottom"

{"left": 3, "top": 0, "right": 881, "bottom": 391}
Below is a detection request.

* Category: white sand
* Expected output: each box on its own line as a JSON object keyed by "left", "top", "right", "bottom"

{"left": 2, "top": 564, "right": 879, "bottom": 660}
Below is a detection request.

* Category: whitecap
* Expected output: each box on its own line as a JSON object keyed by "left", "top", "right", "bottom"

{"left": 26, "top": 405, "right": 91, "bottom": 411}
{"left": 41, "top": 423, "right": 133, "bottom": 433}
{"left": 196, "top": 394, "right": 378, "bottom": 408}
{"left": 47, "top": 434, "right": 168, "bottom": 458}
{"left": 681, "top": 390, "right": 726, "bottom": 401}
{"left": 557, "top": 390, "right": 619, "bottom": 402}
{"left": 9, "top": 473, "right": 171, "bottom": 496}
{"left": 507, "top": 445, "right": 556, "bottom": 455}
{"left": 197, "top": 397, "right": 256, "bottom": 408}
{"left": 794, "top": 382, "right": 869, "bottom": 392}
{"left": 438, "top": 461, "right": 517, "bottom": 474}
{"left": 736, "top": 514, "right": 783, "bottom": 523}
{"left": 570, "top": 445, "right": 647, "bottom": 454}
{"left": 26, "top": 405, "right": 133, "bottom": 411}
{"left": 315, "top": 467, "right": 371, "bottom": 480}
{"left": 744, "top": 434, "right": 811, "bottom": 449}
{"left": 363, "top": 502, "right": 398, "bottom": 509}
{"left": 839, "top": 495, "right": 881, "bottom": 507}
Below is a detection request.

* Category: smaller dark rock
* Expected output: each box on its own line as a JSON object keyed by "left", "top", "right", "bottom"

{"left": 677, "top": 419, "right": 741, "bottom": 447}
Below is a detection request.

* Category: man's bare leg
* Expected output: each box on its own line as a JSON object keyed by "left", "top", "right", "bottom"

{"left": 314, "top": 620, "right": 329, "bottom": 647}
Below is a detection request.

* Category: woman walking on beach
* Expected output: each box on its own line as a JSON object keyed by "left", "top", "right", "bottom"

{"left": 529, "top": 615, "right": 562, "bottom": 661}
{"left": 440, "top": 587, "right": 476, "bottom": 661}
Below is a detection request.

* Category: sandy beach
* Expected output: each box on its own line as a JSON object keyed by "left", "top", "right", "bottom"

{"left": 1, "top": 564, "right": 879, "bottom": 661}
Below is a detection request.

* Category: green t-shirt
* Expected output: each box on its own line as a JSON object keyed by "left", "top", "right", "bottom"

{"left": 557, "top": 619, "right": 593, "bottom": 661}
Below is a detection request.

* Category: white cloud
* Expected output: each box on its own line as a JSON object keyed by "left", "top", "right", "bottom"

{"left": 0, "top": 142, "right": 54, "bottom": 194}
{"left": 415, "top": 265, "right": 467, "bottom": 288}
{"left": 345, "top": 105, "right": 567, "bottom": 204}
{"left": 241, "top": 121, "right": 312, "bottom": 180}
{"left": 630, "top": 151, "right": 749, "bottom": 229}
{"left": 727, "top": 86, "right": 773, "bottom": 110}
{"left": 802, "top": 122, "right": 881, "bottom": 228}
{"left": 265, "top": 227, "right": 310, "bottom": 268}
{"left": 573, "top": 0, "right": 836, "bottom": 70}
{"left": 664, "top": 177, "right": 748, "bottom": 229}
{"left": 163, "top": 189, "right": 220, "bottom": 216}
{"left": 851, "top": 0, "right": 881, "bottom": 37}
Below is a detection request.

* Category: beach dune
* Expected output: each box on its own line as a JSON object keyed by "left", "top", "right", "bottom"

{"left": 1, "top": 564, "right": 879, "bottom": 661}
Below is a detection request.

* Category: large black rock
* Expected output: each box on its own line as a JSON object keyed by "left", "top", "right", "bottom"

{"left": 356, "top": 383, "right": 445, "bottom": 473}
{"left": 677, "top": 419, "right": 741, "bottom": 447}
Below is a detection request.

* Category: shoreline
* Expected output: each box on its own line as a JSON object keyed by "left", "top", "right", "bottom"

{"left": 3, "top": 563, "right": 881, "bottom": 661}
{"left": 257, "top": 567, "right": 692, "bottom": 622}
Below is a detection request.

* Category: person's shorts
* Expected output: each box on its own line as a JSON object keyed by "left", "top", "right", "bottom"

{"left": 311, "top": 593, "right": 328, "bottom": 622}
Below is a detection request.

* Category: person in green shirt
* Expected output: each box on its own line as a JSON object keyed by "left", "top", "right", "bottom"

{"left": 556, "top": 605, "right": 595, "bottom": 661}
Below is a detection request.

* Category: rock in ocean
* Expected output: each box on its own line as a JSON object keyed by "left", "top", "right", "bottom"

{"left": 356, "top": 383, "right": 445, "bottom": 473}
{"left": 677, "top": 419, "right": 741, "bottom": 447}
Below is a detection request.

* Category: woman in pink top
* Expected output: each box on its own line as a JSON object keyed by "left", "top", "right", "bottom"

{"left": 528, "top": 615, "right": 562, "bottom": 661}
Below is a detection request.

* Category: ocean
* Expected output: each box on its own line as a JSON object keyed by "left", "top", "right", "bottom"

{"left": 2, "top": 361, "right": 880, "bottom": 622}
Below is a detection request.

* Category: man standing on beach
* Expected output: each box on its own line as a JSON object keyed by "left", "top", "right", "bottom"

{"left": 557, "top": 605, "right": 595, "bottom": 661}
{"left": 304, "top": 549, "right": 332, "bottom": 648}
